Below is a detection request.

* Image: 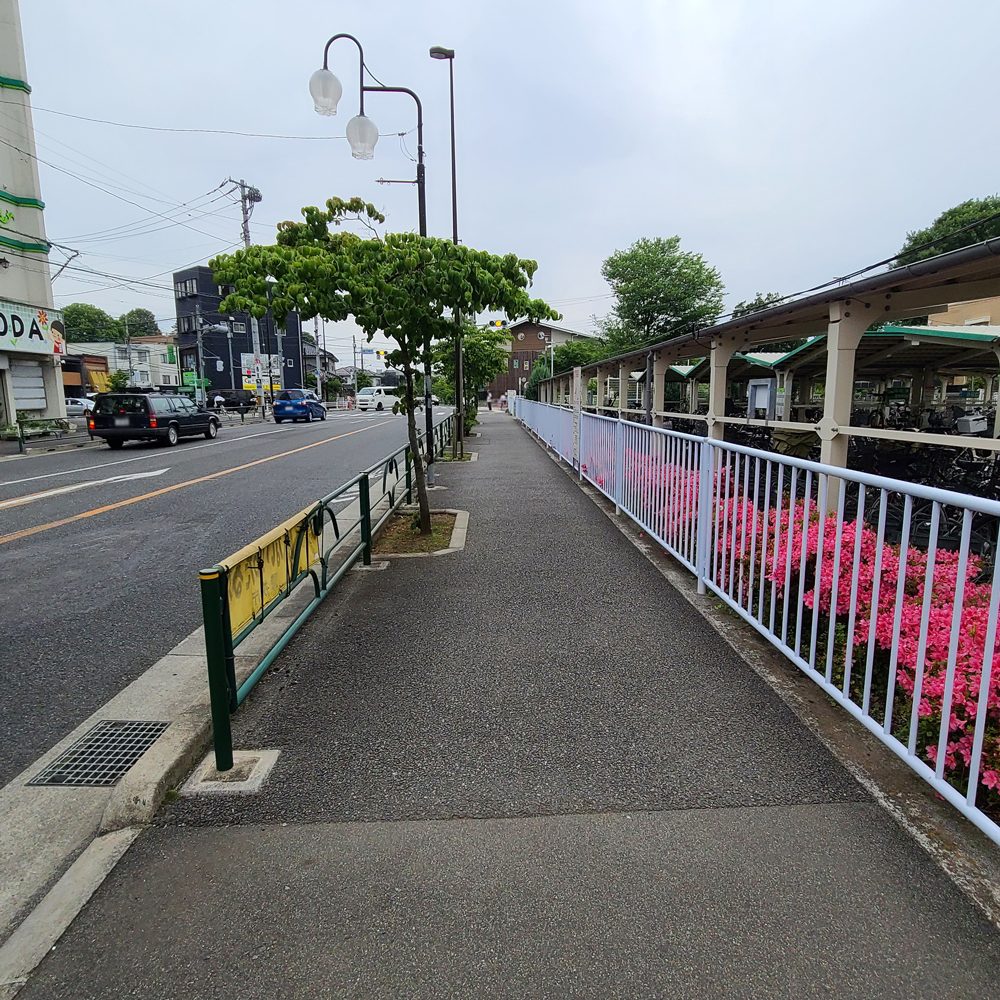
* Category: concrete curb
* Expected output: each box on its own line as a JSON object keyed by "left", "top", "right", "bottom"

{"left": 524, "top": 424, "right": 1000, "bottom": 930}
{"left": 377, "top": 508, "right": 470, "bottom": 559}
{"left": 0, "top": 826, "right": 139, "bottom": 996}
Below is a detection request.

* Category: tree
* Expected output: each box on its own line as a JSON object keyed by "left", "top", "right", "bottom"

{"left": 551, "top": 338, "right": 606, "bottom": 375}
{"left": 732, "top": 291, "right": 784, "bottom": 318}
{"left": 355, "top": 369, "right": 373, "bottom": 390}
{"left": 600, "top": 236, "right": 725, "bottom": 345}
{"left": 894, "top": 196, "right": 1000, "bottom": 268}
{"left": 119, "top": 308, "right": 160, "bottom": 338}
{"left": 524, "top": 355, "right": 549, "bottom": 400}
{"left": 106, "top": 370, "right": 130, "bottom": 391}
{"left": 63, "top": 303, "right": 123, "bottom": 343}
{"left": 433, "top": 322, "right": 510, "bottom": 431}
{"left": 212, "top": 196, "right": 557, "bottom": 533}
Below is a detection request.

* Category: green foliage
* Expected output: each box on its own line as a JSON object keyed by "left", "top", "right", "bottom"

{"left": 63, "top": 303, "right": 123, "bottom": 343}
{"left": 211, "top": 194, "right": 558, "bottom": 533}
{"left": 551, "top": 338, "right": 607, "bottom": 375}
{"left": 894, "top": 196, "right": 1000, "bottom": 267}
{"left": 106, "top": 370, "right": 130, "bottom": 391}
{"left": 433, "top": 323, "right": 510, "bottom": 430}
{"left": 119, "top": 308, "right": 160, "bottom": 337}
{"left": 524, "top": 355, "right": 550, "bottom": 400}
{"left": 354, "top": 369, "right": 373, "bottom": 390}
{"left": 600, "top": 236, "right": 725, "bottom": 345}
{"left": 732, "top": 291, "right": 784, "bottom": 318}
{"left": 432, "top": 377, "right": 454, "bottom": 405}
{"left": 304, "top": 370, "right": 318, "bottom": 390}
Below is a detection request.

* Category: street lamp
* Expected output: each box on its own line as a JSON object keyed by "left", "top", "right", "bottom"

{"left": 429, "top": 45, "right": 463, "bottom": 456}
{"left": 311, "top": 32, "right": 434, "bottom": 477}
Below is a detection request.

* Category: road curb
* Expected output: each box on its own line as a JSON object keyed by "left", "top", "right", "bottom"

{"left": 0, "top": 827, "right": 139, "bottom": 996}
{"left": 377, "top": 508, "right": 470, "bottom": 558}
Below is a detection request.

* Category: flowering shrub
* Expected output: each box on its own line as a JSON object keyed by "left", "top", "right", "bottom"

{"left": 715, "top": 492, "right": 1000, "bottom": 795}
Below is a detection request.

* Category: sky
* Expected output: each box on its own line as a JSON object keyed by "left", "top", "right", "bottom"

{"left": 10, "top": 0, "right": 1000, "bottom": 365}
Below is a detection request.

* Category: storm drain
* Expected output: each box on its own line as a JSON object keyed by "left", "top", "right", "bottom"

{"left": 28, "top": 720, "right": 170, "bottom": 787}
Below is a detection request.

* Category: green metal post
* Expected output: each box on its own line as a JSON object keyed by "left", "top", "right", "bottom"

{"left": 359, "top": 474, "right": 372, "bottom": 565}
{"left": 405, "top": 448, "right": 413, "bottom": 504}
{"left": 200, "top": 568, "right": 234, "bottom": 771}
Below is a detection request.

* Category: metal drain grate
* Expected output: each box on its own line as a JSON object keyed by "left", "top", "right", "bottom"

{"left": 28, "top": 720, "right": 169, "bottom": 787}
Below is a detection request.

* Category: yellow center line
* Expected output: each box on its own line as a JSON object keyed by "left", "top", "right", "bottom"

{"left": 0, "top": 422, "right": 390, "bottom": 547}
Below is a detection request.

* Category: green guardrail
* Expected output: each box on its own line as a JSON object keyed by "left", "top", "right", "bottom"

{"left": 200, "top": 413, "right": 454, "bottom": 770}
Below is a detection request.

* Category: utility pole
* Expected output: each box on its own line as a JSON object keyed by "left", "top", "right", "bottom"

{"left": 226, "top": 320, "right": 235, "bottom": 390}
{"left": 227, "top": 176, "right": 265, "bottom": 409}
{"left": 314, "top": 317, "right": 321, "bottom": 398}
{"left": 194, "top": 302, "right": 206, "bottom": 406}
{"left": 124, "top": 315, "right": 133, "bottom": 385}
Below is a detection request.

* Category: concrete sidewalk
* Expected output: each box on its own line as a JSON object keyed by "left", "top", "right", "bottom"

{"left": 17, "top": 411, "right": 1000, "bottom": 998}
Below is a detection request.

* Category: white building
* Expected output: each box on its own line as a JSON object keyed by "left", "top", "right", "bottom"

{"left": 66, "top": 341, "right": 182, "bottom": 392}
{"left": 0, "top": 0, "right": 65, "bottom": 424}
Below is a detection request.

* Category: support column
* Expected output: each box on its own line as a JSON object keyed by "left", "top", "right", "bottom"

{"left": 993, "top": 351, "right": 1000, "bottom": 437}
{"left": 689, "top": 377, "right": 700, "bottom": 414}
{"left": 652, "top": 352, "right": 669, "bottom": 428}
{"left": 777, "top": 369, "right": 794, "bottom": 422}
{"left": 706, "top": 338, "right": 738, "bottom": 442}
{"left": 618, "top": 364, "right": 629, "bottom": 418}
{"left": 595, "top": 365, "right": 607, "bottom": 411}
{"left": 818, "top": 300, "right": 870, "bottom": 468}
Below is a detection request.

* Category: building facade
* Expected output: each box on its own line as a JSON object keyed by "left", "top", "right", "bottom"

{"left": 0, "top": 0, "right": 65, "bottom": 425}
{"left": 66, "top": 339, "right": 181, "bottom": 393}
{"left": 483, "top": 320, "right": 593, "bottom": 399}
{"left": 172, "top": 266, "right": 304, "bottom": 399}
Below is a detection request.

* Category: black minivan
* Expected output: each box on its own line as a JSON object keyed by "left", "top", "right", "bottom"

{"left": 88, "top": 392, "right": 220, "bottom": 449}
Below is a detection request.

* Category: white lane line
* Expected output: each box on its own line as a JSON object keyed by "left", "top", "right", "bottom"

{"left": 0, "top": 468, "right": 170, "bottom": 510}
{"left": 0, "top": 423, "right": 340, "bottom": 488}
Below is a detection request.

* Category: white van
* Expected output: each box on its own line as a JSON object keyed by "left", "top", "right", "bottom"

{"left": 356, "top": 386, "right": 397, "bottom": 412}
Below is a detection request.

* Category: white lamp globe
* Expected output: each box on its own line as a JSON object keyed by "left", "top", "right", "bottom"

{"left": 309, "top": 68, "right": 342, "bottom": 116}
{"left": 346, "top": 115, "right": 379, "bottom": 160}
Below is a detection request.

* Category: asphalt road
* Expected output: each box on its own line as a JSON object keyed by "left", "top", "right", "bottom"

{"left": 0, "top": 409, "right": 443, "bottom": 787}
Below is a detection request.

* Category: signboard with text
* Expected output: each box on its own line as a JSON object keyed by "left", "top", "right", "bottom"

{"left": 240, "top": 352, "right": 281, "bottom": 392}
{"left": 0, "top": 300, "right": 64, "bottom": 357}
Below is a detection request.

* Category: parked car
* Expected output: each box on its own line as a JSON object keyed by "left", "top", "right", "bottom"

{"left": 64, "top": 397, "right": 94, "bottom": 417}
{"left": 88, "top": 392, "right": 220, "bottom": 449}
{"left": 273, "top": 389, "right": 327, "bottom": 423}
{"left": 356, "top": 386, "right": 397, "bottom": 412}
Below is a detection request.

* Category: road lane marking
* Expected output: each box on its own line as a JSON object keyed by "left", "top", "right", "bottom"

{"left": 0, "top": 425, "right": 305, "bottom": 488}
{"left": 0, "top": 422, "right": 392, "bottom": 547}
{"left": 0, "top": 469, "right": 170, "bottom": 510}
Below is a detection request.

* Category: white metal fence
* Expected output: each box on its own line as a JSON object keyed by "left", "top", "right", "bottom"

{"left": 517, "top": 398, "right": 1000, "bottom": 847}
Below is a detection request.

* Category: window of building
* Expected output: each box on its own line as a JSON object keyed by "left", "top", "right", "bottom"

{"left": 137, "top": 371, "right": 149, "bottom": 384}
{"left": 161, "top": 353, "right": 171, "bottom": 363}
{"left": 174, "top": 278, "right": 198, "bottom": 298}
{"left": 138, "top": 350, "right": 149, "bottom": 363}
{"left": 231, "top": 321, "right": 246, "bottom": 334}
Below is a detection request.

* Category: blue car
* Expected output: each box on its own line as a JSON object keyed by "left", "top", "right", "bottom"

{"left": 273, "top": 389, "right": 327, "bottom": 423}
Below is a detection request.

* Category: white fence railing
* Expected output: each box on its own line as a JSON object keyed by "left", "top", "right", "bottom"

{"left": 516, "top": 398, "right": 1000, "bottom": 847}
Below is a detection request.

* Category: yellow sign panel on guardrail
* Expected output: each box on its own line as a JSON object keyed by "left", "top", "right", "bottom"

{"left": 220, "top": 503, "right": 322, "bottom": 636}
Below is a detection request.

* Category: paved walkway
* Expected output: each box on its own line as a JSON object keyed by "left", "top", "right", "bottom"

{"left": 19, "top": 412, "right": 1000, "bottom": 998}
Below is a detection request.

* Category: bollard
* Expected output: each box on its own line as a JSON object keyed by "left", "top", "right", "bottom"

{"left": 200, "top": 568, "right": 234, "bottom": 771}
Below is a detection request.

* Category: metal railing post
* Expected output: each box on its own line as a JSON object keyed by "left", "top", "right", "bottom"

{"left": 613, "top": 417, "right": 624, "bottom": 515}
{"left": 695, "top": 440, "right": 714, "bottom": 595}
{"left": 405, "top": 448, "right": 413, "bottom": 504}
{"left": 200, "top": 567, "right": 234, "bottom": 771}
{"left": 359, "top": 474, "right": 372, "bottom": 565}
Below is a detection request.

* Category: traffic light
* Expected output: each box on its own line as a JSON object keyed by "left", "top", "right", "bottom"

{"left": 489, "top": 319, "right": 507, "bottom": 329}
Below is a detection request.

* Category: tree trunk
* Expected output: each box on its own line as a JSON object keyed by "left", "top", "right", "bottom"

{"left": 403, "top": 360, "right": 432, "bottom": 534}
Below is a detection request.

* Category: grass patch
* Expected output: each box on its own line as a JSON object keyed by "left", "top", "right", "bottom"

{"left": 374, "top": 511, "right": 456, "bottom": 554}
{"left": 436, "top": 452, "right": 473, "bottom": 462}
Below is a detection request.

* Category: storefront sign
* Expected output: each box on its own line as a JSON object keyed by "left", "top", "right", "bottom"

{"left": 0, "top": 299, "right": 63, "bottom": 356}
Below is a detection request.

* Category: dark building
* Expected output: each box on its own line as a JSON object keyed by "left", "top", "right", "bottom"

{"left": 172, "top": 266, "right": 304, "bottom": 397}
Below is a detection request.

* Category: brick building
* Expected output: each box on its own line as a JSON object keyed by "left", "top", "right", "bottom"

{"left": 483, "top": 319, "right": 592, "bottom": 399}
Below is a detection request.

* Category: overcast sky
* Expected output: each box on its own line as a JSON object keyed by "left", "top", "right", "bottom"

{"left": 11, "top": 0, "right": 1000, "bottom": 362}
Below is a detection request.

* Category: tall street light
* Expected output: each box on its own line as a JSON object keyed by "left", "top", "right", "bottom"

{"left": 429, "top": 45, "right": 464, "bottom": 457}
{"left": 311, "top": 32, "right": 434, "bottom": 478}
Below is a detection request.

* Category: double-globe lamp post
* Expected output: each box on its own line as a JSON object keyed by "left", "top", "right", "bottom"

{"left": 309, "top": 33, "right": 437, "bottom": 480}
